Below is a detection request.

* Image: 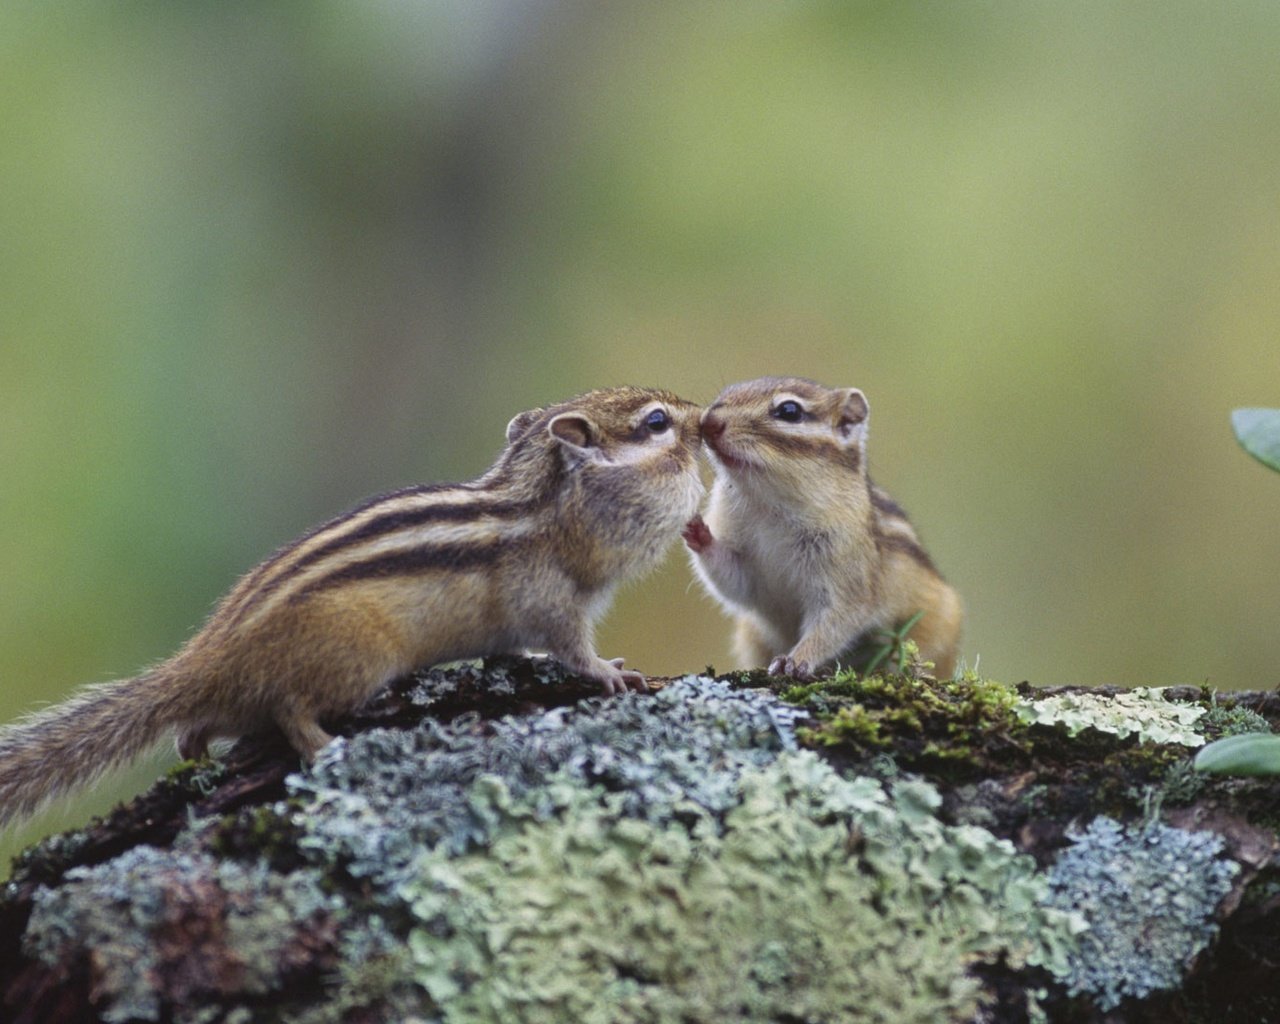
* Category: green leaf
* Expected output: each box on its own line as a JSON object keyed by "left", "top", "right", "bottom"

{"left": 1231, "top": 408, "right": 1280, "bottom": 473}
{"left": 1193, "top": 732, "right": 1280, "bottom": 775}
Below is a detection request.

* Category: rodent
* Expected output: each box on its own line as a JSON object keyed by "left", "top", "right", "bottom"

{"left": 0, "top": 386, "right": 705, "bottom": 830}
{"left": 684, "top": 376, "right": 962, "bottom": 680}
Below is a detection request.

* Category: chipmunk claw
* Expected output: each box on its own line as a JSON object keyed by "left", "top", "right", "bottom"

{"left": 603, "top": 657, "right": 648, "bottom": 694}
{"left": 768, "top": 655, "right": 814, "bottom": 680}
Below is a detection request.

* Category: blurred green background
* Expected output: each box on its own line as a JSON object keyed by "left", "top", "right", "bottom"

{"left": 3, "top": 2, "right": 1279, "bottom": 867}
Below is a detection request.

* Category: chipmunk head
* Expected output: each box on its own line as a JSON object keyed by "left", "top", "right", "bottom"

{"left": 501, "top": 387, "right": 706, "bottom": 572}
{"left": 700, "top": 376, "right": 869, "bottom": 490}
{"left": 505, "top": 386, "right": 701, "bottom": 474}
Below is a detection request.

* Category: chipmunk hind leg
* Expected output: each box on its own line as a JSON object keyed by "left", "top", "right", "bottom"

{"left": 266, "top": 595, "right": 419, "bottom": 761}
{"left": 909, "top": 582, "right": 964, "bottom": 679}
{"left": 732, "top": 616, "right": 780, "bottom": 670}
{"left": 275, "top": 712, "right": 336, "bottom": 763}
{"left": 265, "top": 655, "right": 398, "bottom": 763}
{"left": 176, "top": 724, "right": 214, "bottom": 761}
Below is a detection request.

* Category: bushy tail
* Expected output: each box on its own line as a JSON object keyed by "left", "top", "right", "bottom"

{"left": 0, "top": 670, "right": 182, "bottom": 831}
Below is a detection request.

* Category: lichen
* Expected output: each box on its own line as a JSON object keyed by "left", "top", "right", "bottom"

{"left": 399, "top": 752, "right": 1080, "bottom": 1024}
{"left": 11, "top": 663, "right": 1254, "bottom": 1021}
{"left": 22, "top": 844, "right": 344, "bottom": 1023}
{"left": 1015, "top": 688, "right": 1207, "bottom": 747}
{"left": 405, "top": 654, "right": 565, "bottom": 707}
{"left": 1155, "top": 757, "right": 1208, "bottom": 806}
{"left": 287, "top": 676, "right": 803, "bottom": 891}
{"left": 1200, "top": 699, "right": 1273, "bottom": 738}
{"left": 1039, "top": 816, "right": 1238, "bottom": 1010}
{"left": 287, "top": 917, "right": 428, "bottom": 1024}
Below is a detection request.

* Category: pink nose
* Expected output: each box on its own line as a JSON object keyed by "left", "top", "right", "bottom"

{"left": 700, "top": 412, "right": 725, "bottom": 442}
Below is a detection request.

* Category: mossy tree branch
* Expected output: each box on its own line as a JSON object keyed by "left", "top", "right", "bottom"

{"left": 3, "top": 657, "right": 1280, "bottom": 1023}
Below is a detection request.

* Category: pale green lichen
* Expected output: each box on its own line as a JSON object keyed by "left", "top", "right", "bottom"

{"left": 1200, "top": 699, "right": 1273, "bottom": 738}
{"left": 23, "top": 845, "right": 345, "bottom": 1023}
{"left": 287, "top": 676, "right": 803, "bottom": 891}
{"left": 400, "top": 752, "right": 1081, "bottom": 1024}
{"left": 15, "top": 666, "right": 1248, "bottom": 1022}
{"left": 1014, "top": 687, "right": 1207, "bottom": 746}
{"left": 1040, "top": 816, "right": 1238, "bottom": 1010}
{"left": 289, "top": 917, "right": 428, "bottom": 1024}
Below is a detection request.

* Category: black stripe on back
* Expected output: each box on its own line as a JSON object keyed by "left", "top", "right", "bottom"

{"left": 222, "top": 484, "right": 451, "bottom": 602}
{"left": 869, "top": 486, "right": 908, "bottom": 521}
{"left": 874, "top": 530, "right": 939, "bottom": 575}
{"left": 284, "top": 497, "right": 527, "bottom": 579}
{"left": 292, "top": 538, "right": 515, "bottom": 600}
{"left": 280, "top": 483, "right": 463, "bottom": 560}
{"left": 219, "top": 485, "right": 523, "bottom": 624}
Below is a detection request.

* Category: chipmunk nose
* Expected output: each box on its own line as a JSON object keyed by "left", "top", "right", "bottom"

{"left": 700, "top": 410, "right": 725, "bottom": 442}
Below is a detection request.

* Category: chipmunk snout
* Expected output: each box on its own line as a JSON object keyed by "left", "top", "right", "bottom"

{"left": 700, "top": 409, "right": 726, "bottom": 442}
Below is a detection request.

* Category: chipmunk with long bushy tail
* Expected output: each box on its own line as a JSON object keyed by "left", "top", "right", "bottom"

{"left": 0, "top": 386, "right": 705, "bottom": 830}
{"left": 685, "top": 376, "right": 961, "bottom": 679}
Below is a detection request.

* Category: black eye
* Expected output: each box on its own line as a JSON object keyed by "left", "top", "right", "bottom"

{"left": 645, "top": 408, "right": 671, "bottom": 433}
{"left": 773, "top": 400, "right": 803, "bottom": 423}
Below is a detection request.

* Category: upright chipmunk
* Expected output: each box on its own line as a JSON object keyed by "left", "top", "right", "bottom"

{"left": 685, "top": 376, "right": 961, "bottom": 679}
{"left": 0, "top": 386, "right": 704, "bottom": 830}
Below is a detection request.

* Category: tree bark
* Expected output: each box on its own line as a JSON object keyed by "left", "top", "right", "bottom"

{"left": 2, "top": 659, "right": 1278, "bottom": 1024}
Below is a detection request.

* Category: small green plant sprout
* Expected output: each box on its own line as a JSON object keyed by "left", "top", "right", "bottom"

{"left": 1194, "top": 732, "right": 1280, "bottom": 776}
{"left": 863, "top": 610, "right": 926, "bottom": 675}
{"left": 1232, "top": 408, "right": 1280, "bottom": 473}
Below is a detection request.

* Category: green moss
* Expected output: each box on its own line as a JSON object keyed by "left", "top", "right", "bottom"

{"left": 207, "top": 803, "right": 308, "bottom": 871}
{"left": 400, "top": 752, "right": 1079, "bottom": 1024}
{"left": 778, "top": 674, "right": 867, "bottom": 707}
{"left": 797, "top": 702, "right": 887, "bottom": 747}
{"left": 152, "top": 758, "right": 231, "bottom": 811}
{"left": 778, "top": 668, "right": 1027, "bottom": 775}
{"left": 10, "top": 662, "right": 1254, "bottom": 1021}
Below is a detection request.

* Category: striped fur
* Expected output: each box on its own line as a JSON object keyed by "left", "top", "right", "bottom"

{"left": 688, "top": 376, "right": 962, "bottom": 678}
{"left": 215, "top": 487, "right": 541, "bottom": 633}
{"left": 870, "top": 485, "right": 938, "bottom": 574}
{"left": 0, "top": 386, "right": 705, "bottom": 832}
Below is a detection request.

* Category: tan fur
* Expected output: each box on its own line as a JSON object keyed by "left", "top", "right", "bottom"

{"left": 0, "top": 386, "right": 705, "bottom": 831}
{"left": 685, "top": 376, "right": 962, "bottom": 679}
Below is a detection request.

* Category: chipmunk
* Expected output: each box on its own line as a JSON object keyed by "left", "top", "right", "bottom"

{"left": 684, "top": 376, "right": 962, "bottom": 680}
{"left": 0, "top": 386, "right": 705, "bottom": 830}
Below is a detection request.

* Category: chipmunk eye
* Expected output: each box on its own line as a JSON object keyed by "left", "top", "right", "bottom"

{"left": 645, "top": 408, "right": 671, "bottom": 433}
{"left": 772, "top": 400, "right": 803, "bottom": 423}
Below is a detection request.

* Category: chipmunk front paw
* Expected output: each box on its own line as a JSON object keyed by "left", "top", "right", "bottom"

{"left": 598, "top": 657, "right": 648, "bottom": 695}
{"left": 682, "top": 515, "right": 714, "bottom": 554}
{"left": 767, "top": 655, "right": 815, "bottom": 680}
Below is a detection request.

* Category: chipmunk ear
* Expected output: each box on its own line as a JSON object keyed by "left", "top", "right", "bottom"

{"left": 835, "top": 388, "right": 869, "bottom": 443}
{"left": 548, "top": 412, "right": 600, "bottom": 455}
{"left": 505, "top": 409, "right": 541, "bottom": 444}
